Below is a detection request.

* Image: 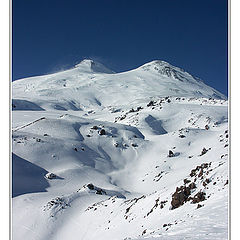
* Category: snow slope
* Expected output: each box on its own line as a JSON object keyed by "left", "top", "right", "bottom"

{"left": 12, "top": 60, "right": 228, "bottom": 240}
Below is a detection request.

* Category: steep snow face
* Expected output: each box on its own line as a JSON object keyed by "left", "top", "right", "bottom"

{"left": 12, "top": 60, "right": 228, "bottom": 240}
{"left": 12, "top": 60, "right": 226, "bottom": 111}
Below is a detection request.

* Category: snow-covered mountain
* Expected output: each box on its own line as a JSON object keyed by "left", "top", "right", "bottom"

{"left": 12, "top": 59, "right": 225, "bottom": 111}
{"left": 12, "top": 60, "right": 228, "bottom": 240}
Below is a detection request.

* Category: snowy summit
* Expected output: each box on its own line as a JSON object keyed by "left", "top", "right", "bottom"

{"left": 12, "top": 59, "right": 225, "bottom": 112}
{"left": 12, "top": 60, "right": 228, "bottom": 240}
{"left": 74, "top": 59, "right": 115, "bottom": 74}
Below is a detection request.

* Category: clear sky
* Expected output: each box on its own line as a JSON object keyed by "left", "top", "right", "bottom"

{"left": 12, "top": 0, "right": 228, "bottom": 96}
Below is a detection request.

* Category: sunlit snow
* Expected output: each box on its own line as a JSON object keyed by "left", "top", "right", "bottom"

{"left": 12, "top": 60, "right": 228, "bottom": 240}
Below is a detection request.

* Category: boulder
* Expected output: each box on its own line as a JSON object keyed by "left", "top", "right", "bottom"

{"left": 183, "top": 179, "right": 191, "bottom": 184}
{"left": 86, "top": 183, "right": 94, "bottom": 190}
{"left": 200, "top": 148, "right": 208, "bottom": 156}
{"left": 99, "top": 129, "right": 106, "bottom": 135}
{"left": 168, "top": 150, "right": 175, "bottom": 157}
{"left": 192, "top": 191, "right": 206, "bottom": 204}
{"left": 45, "top": 172, "right": 57, "bottom": 179}
{"left": 179, "top": 135, "right": 186, "bottom": 138}
{"left": 171, "top": 186, "right": 191, "bottom": 209}
{"left": 147, "top": 101, "right": 155, "bottom": 107}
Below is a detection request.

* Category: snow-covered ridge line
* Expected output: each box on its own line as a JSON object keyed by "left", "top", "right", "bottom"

{"left": 12, "top": 60, "right": 226, "bottom": 112}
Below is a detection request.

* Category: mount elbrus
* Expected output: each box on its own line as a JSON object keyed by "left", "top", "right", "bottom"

{"left": 12, "top": 60, "right": 228, "bottom": 240}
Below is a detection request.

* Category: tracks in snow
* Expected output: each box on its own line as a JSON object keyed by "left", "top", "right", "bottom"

{"left": 12, "top": 117, "right": 46, "bottom": 132}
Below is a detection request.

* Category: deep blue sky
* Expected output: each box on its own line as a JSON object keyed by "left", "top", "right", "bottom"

{"left": 12, "top": 0, "right": 228, "bottom": 96}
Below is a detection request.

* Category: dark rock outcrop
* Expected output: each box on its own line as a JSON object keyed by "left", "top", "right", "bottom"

{"left": 200, "top": 148, "right": 208, "bottom": 156}
{"left": 192, "top": 191, "right": 206, "bottom": 204}
{"left": 45, "top": 172, "right": 57, "bottom": 179}
{"left": 168, "top": 150, "right": 175, "bottom": 157}
{"left": 171, "top": 186, "right": 191, "bottom": 209}
{"left": 99, "top": 129, "right": 106, "bottom": 135}
{"left": 147, "top": 101, "right": 155, "bottom": 107}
